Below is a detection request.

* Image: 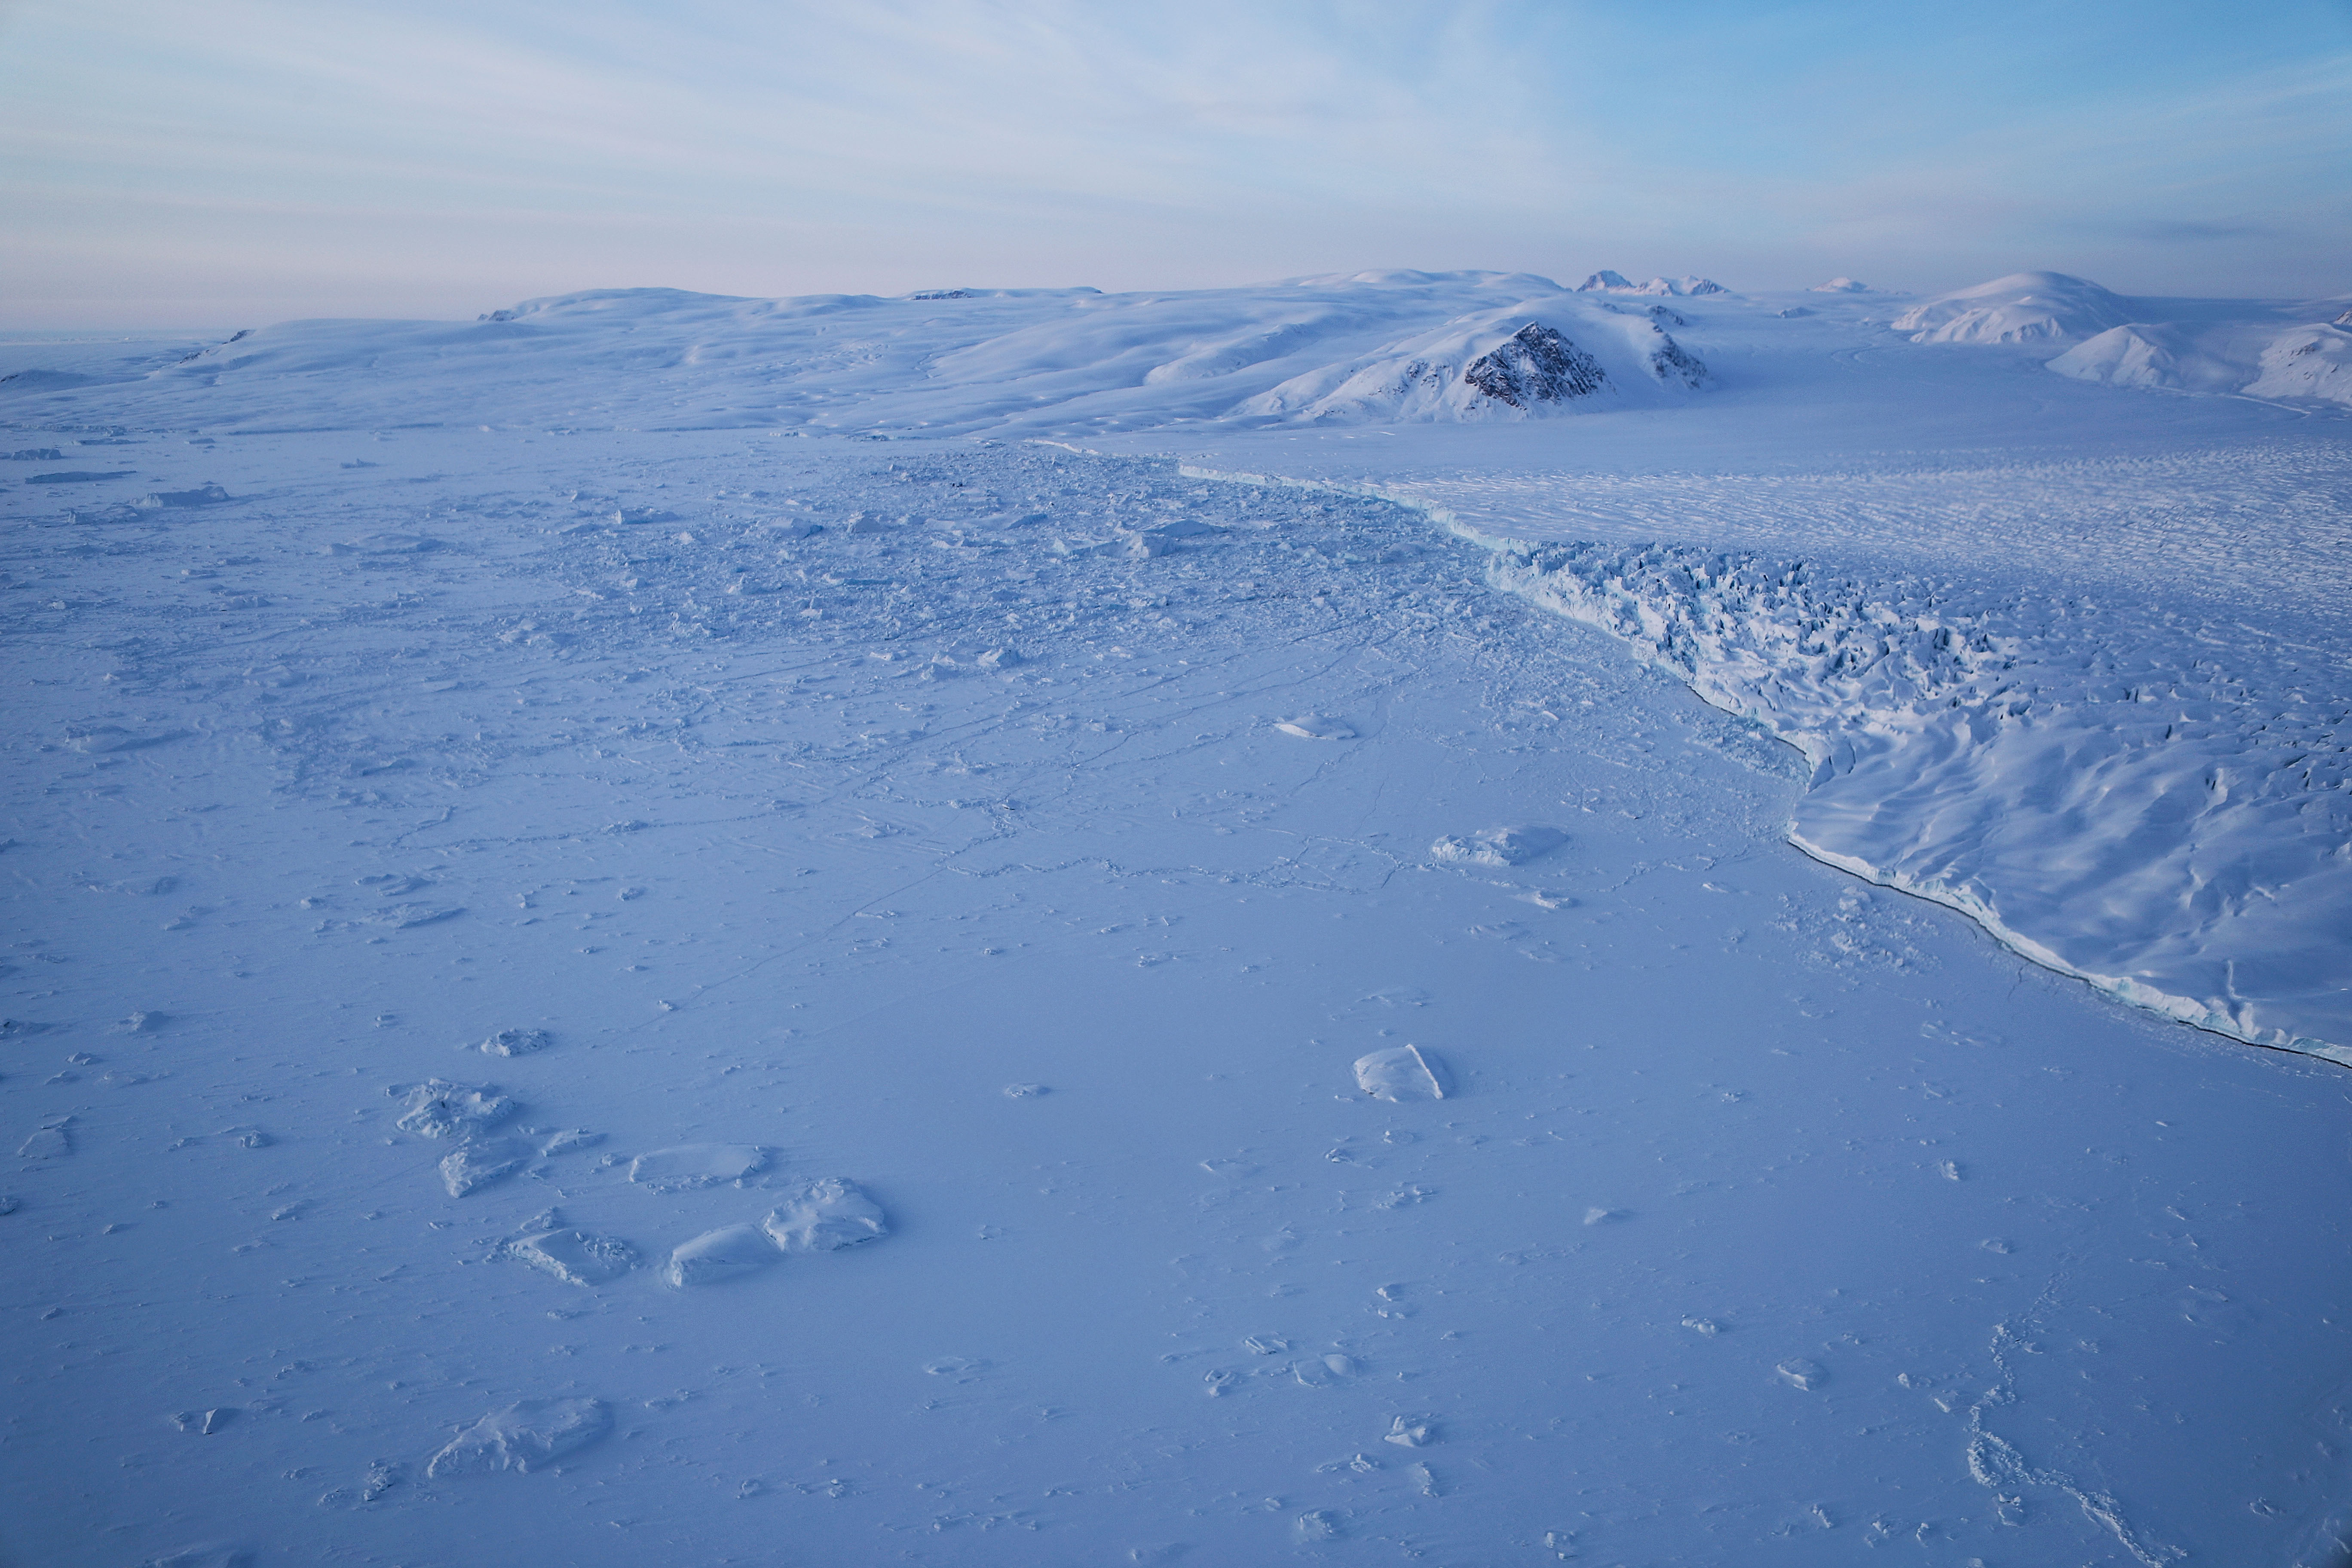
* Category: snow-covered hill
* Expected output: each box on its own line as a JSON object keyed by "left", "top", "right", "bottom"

{"left": 7, "top": 272, "right": 1713, "bottom": 436}
{"left": 2052, "top": 314, "right": 2352, "bottom": 405}
{"left": 1892, "top": 271, "right": 2135, "bottom": 345}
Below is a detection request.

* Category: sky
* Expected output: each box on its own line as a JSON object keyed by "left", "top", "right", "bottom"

{"left": 2, "top": 0, "right": 2348, "bottom": 327}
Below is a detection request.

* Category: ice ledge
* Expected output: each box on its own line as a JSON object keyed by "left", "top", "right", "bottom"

{"left": 1786, "top": 830, "right": 2352, "bottom": 1068}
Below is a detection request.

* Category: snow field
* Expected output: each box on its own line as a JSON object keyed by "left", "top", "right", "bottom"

{"left": 5, "top": 426, "right": 2352, "bottom": 1565}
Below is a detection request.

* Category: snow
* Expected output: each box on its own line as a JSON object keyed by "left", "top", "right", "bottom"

{"left": 1893, "top": 270, "right": 2135, "bottom": 344}
{"left": 1473, "top": 536, "right": 2351, "bottom": 1057}
{"left": 1351, "top": 1045, "right": 1450, "bottom": 1102}
{"left": 4, "top": 268, "right": 2351, "bottom": 1565}
{"left": 1577, "top": 271, "right": 1728, "bottom": 297}
{"left": 761, "top": 1176, "right": 889, "bottom": 1252}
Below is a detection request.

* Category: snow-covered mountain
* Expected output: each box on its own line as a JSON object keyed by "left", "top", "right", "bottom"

{"left": 1574, "top": 269, "right": 1729, "bottom": 296}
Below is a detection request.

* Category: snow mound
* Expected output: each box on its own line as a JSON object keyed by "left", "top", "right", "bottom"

{"left": 1275, "top": 715, "right": 1356, "bottom": 740}
{"left": 761, "top": 1177, "right": 888, "bottom": 1253}
{"left": 425, "top": 1399, "right": 609, "bottom": 1477}
{"left": 1354, "top": 1045, "right": 1450, "bottom": 1101}
{"left": 508, "top": 1226, "right": 637, "bottom": 1287}
{"left": 1430, "top": 825, "right": 1566, "bottom": 868}
{"left": 1811, "top": 278, "right": 1873, "bottom": 293}
{"left": 437, "top": 1137, "right": 527, "bottom": 1197}
{"left": 1478, "top": 537, "right": 2352, "bottom": 1060}
{"left": 392, "top": 1080, "right": 514, "bottom": 1140}
{"left": 666, "top": 1223, "right": 778, "bottom": 1287}
{"left": 477, "top": 1026, "right": 551, "bottom": 1057}
{"left": 1893, "top": 272, "right": 2132, "bottom": 345}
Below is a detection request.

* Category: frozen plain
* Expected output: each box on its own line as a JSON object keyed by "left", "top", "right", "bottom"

{"left": 3, "top": 271, "right": 2350, "bottom": 1567}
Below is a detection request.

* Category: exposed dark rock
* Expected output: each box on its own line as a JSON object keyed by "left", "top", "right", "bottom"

{"left": 1462, "top": 324, "right": 1608, "bottom": 408}
{"left": 1648, "top": 333, "right": 1709, "bottom": 387}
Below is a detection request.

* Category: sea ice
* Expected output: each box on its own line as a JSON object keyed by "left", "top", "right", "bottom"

{"left": 1384, "top": 1415, "right": 1435, "bottom": 1446}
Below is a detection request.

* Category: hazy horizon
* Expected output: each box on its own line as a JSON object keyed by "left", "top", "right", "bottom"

{"left": 4, "top": 0, "right": 2349, "bottom": 329}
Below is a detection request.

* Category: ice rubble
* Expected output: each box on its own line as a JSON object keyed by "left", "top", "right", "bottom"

{"left": 1471, "top": 535, "right": 2351, "bottom": 1058}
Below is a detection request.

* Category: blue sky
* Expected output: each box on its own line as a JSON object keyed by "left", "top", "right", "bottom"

{"left": 2, "top": 0, "right": 2346, "bottom": 325}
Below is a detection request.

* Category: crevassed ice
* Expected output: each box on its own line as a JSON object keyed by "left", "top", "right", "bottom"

{"left": 1470, "top": 534, "right": 2351, "bottom": 1061}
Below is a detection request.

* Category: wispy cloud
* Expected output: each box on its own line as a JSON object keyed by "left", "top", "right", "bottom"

{"left": 1, "top": 0, "right": 2347, "bottom": 323}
